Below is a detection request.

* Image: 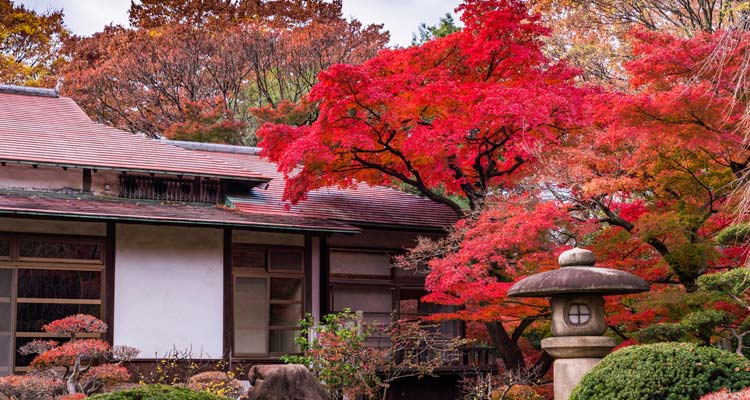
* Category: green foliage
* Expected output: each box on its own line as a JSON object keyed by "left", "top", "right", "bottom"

{"left": 281, "top": 309, "right": 373, "bottom": 399}
{"left": 638, "top": 309, "right": 733, "bottom": 346}
{"left": 411, "top": 13, "right": 461, "bottom": 45}
{"left": 89, "top": 384, "right": 229, "bottom": 400}
{"left": 570, "top": 343, "right": 750, "bottom": 400}
{"left": 716, "top": 224, "right": 750, "bottom": 245}
{"left": 698, "top": 268, "right": 750, "bottom": 299}
{"left": 638, "top": 323, "right": 687, "bottom": 343}
{"left": 682, "top": 310, "right": 734, "bottom": 344}
{"left": 283, "top": 309, "right": 464, "bottom": 400}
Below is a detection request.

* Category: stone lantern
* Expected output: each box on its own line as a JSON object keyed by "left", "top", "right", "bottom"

{"left": 507, "top": 248, "right": 649, "bottom": 400}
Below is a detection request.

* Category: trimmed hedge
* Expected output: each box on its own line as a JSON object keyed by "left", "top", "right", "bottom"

{"left": 89, "top": 385, "right": 230, "bottom": 400}
{"left": 570, "top": 343, "right": 750, "bottom": 400}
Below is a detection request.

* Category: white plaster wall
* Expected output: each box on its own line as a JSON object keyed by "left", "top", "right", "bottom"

{"left": 232, "top": 230, "right": 304, "bottom": 246}
{"left": 0, "top": 164, "right": 81, "bottom": 191}
{"left": 0, "top": 217, "right": 105, "bottom": 236}
{"left": 114, "top": 224, "right": 224, "bottom": 359}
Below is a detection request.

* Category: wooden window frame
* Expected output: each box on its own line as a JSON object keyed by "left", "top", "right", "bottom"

{"left": 0, "top": 234, "right": 11, "bottom": 262}
{"left": 0, "top": 233, "right": 105, "bottom": 373}
{"left": 0, "top": 267, "right": 16, "bottom": 376}
{"left": 232, "top": 245, "right": 304, "bottom": 359}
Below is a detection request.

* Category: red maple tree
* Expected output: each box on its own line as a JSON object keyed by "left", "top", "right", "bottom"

{"left": 259, "top": 0, "right": 592, "bottom": 372}
{"left": 260, "top": 0, "right": 750, "bottom": 375}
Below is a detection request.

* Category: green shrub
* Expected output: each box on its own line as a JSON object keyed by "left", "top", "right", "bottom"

{"left": 716, "top": 224, "right": 750, "bottom": 245}
{"left": 570, "top": 343, "right": 750, "bottom": 400}
{"left": 89, "top": 384, "right": 230, "bottom": 400}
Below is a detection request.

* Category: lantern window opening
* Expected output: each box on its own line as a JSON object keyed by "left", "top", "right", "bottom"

{"left": 567, "top": 303, "right": 591, "bottom": 325}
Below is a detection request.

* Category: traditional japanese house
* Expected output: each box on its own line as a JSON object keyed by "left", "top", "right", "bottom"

{"left": 0, "top": 84, "right": 470, "bottom": 384}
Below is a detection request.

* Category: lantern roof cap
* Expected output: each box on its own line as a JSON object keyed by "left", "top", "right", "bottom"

{"left": 507, "top": 248, "right": 650, "bottom": 298}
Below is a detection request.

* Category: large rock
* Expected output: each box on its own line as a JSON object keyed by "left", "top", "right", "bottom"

{"left": 245, "top": 364, "right": 329, "bottom": 400}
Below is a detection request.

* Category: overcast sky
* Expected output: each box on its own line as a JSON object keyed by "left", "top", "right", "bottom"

{"left": 16, "top": 0, "right": 462, "bottom": 47}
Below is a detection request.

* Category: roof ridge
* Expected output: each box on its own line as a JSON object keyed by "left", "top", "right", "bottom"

{"left": 159, "top": 139, "right": 270, "bottom": 180}
{"left": 0, "top": 84, "right": 58, "bottom": 98}
{"left": 165, "top": 139, "right": 262, "bottom": 155}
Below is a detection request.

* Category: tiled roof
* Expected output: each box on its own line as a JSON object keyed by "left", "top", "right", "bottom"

{"left": 0, "top": 88, "right": 457, "bottom": 231}
{"left": 183, "top": 149, "right": 459, "bottom": 230}
{"left": 0, "top": 190, "right": 359, "bottom": 233}
{"left": 0, "top": 92, "right": 270, "bottom": 182}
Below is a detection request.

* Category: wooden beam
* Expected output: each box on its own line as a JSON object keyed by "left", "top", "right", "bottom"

{"left": 304, "top": 234, "right": 313, "bottom": 315}
{"left": 320, "top": 236, "right": 330, "bottom": 316}
{"left": 104, "top": 222, "right": 116, "bottom": 344}
{"left": 83, "top": 168, "right": 92, "bottom": 192}
{"left": 223, "top": 228, "right": 233, "bottom": 364}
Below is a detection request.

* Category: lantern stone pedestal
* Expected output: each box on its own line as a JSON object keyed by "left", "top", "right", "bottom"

{"left": 541, "top": 336, "right": 616, "bottom": 399}
{"left": 508, "top": 248, "right": 650, "bottom": 400}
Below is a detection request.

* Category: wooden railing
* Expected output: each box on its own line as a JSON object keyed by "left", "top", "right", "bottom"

{"left": 458, "top": 346, "right": 497, "bottom": 369}
{"left": 118, "top": 175, "right": 222, "bottom": 203}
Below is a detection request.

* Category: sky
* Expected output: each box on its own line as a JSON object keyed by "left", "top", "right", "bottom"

{"left": 16, "top": 0, "right": 462, "bottom": 47}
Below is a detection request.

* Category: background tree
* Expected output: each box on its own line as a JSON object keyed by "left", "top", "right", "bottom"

{"left": 530, "top": 0, "right": 750, "bottom": 85}
{"left": 61, "top": 0, "right": 388, "bottom": 143}
{"left": 411, "top": 13, "right": 461, "bottom": 45}
{"left": 0, "top": 0, "right": 68, "bottom": 87}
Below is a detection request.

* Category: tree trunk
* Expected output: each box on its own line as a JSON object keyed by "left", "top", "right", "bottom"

{"left": 486, "top": 321, "right": 554, "bottom": 378}
{"left": 485, "top": 321, "right": 526, "bottom": 371}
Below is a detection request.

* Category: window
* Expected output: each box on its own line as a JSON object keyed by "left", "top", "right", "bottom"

{"left": 233, "top": 245, "right": 303, "bottom": 358}
{"left": 0, "top": 269, "right": 11, "bottom": 377}
{"left": 329, "top": 248, "right": 462, "bottom": 346}
{"left": 0, "top": 234, "right": 105, "bottom": 374}
{"left": 118, "top": 174, "right": 223, "bottom": 203}
{"left": 330, "top": 251, "right": 391, "bottom": 277}
{"left": 567, "top": 303, "right": 591, "bottom": 325}
{"left": 0, "top": 239, "right": 10, "bottom": 259}
{"left": 397, "top": 289, "right": 460, "bottom": 339}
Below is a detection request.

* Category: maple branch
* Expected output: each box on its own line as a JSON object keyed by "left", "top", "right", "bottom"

{"left": 608, "top": 325, "right": 629, "bottom": 341}
{"left": 511, "top": 317, "right": 542, "bottom": 343}
{"left": 592, "top": 197, "right": 634, "bottom": 231}
{"left": 350, "top": 153, "right": 466, "bottom": 216}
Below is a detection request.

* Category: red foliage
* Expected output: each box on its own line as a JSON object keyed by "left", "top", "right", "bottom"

{"left": 0, "top": 374, "right": 65, "bottom": 399}
{"left": 260, "top": 0, "right": 750, "bottom": 374}
{"left": 532, "top": 384, "right": 554, "bottom": 400}
{"left": 43, "top": 314, "right": 108, "bottom": 336}
{"left": 612, "top": 338, "right": 639, "bottom": 352}
{"left": 423, "top": 195, "right": 576, "bottom": 321}
{"left": 59, "top": 394, "right": 88, "bottom": 400}
{"left": 81, "top": 364, "right": 131, "bottom": 387}
{"left": 164, "top": 97, "right": 246, "bottom": 144}
{"left": 702, "top": 388, "right": 750, "bottom": 400}
{"left": 18, "top": 339, "right": 58, "bottom": 356}
{"left": 258, "top": 0, "right": 590, "bottom": 213}
{"left": 31, "top": 339, "right": 110, "bottom": 369}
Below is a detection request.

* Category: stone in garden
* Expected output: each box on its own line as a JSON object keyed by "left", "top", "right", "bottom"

{"left": 245, "top": 364, "right": 329, "bottom": 400}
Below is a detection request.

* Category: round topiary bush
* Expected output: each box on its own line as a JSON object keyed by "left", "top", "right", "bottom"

{"left": 88, "top": 384, "right": 230, "bottom": 400}
{"left": 570, "top": 343, "right": 750, "bottom": 400}
{"left": 492, "top": 384, "right": 544, "bottom": 400}
{"left": 188, "top": 371, "right": 245, "bottom": 398}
